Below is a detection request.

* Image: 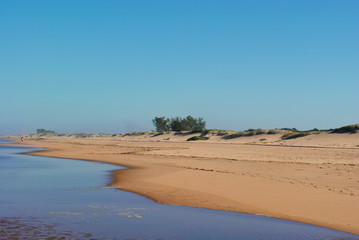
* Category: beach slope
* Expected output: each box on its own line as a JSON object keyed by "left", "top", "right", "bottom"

{"left": 10, "top": 132, "right": 359, "bottom": 235}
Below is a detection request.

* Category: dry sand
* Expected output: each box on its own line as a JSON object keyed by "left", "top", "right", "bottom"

{"left": 4, "top": 132, "right": 359, "bottom": 235}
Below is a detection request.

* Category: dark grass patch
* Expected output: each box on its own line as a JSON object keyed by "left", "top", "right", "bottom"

{"left": 281, "top": 132, "right": 310, "bottom": 140}
{"left": 267, "top": 130, "right": 280, "bottom": 134}
{"left": 330, "top": 124, "right": 359, "bottom": 134}
{"left": 152, "top": 132, "right": 164, "bottom": 137}
{"left": 187, "top": 136, "right": 209, "bottom": 141}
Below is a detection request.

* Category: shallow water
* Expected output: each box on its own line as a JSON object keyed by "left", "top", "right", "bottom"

{"left": 0, "top": 138, "right": 16, "bottom": 144}
{"left": 0, "top": 144, "right": 358, "bottom": 240}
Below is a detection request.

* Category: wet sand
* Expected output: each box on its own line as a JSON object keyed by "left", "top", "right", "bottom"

{"left": 8, "top": 134, "right": 359, "bottom": 235}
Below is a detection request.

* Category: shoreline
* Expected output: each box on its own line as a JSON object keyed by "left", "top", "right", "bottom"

{"left": 4, "top": 135, "right": 359, "bottom": 235}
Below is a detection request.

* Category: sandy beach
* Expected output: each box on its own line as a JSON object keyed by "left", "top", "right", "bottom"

{"left": 6, "top": 131, "right": 359, "bottom": 235}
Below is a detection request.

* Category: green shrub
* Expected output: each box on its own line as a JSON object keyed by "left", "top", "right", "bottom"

{"left": 222, "top": 129, "right": 266, "bottom": 139}
{"left": 205, "top": 129, "right": 237, "bottom": 136}
{"left": 187, "top": 136, "right": 209, "bottom": 141}
{"left": 245, "top": 131, "right": 255, "bottom": 136}
{"left": 75, "top": 133, "right": 91, "bottom": 138}
{"left": 330, "top": 124, "right": 359, "bottom": 134}
{"left": 281, "top": 132, "right": 310, "bottom": 140}
{"left": 225, "top": 132, "right": 246, "bottom": 138}
{"left": 281, "top": 128, "right": 299, "bottom": 132}
{"left": 124, "top": 131, "right": 146, "bottom": 136}
{"left": 267, "top": 129, "right": 279, "bottom": 134}
{"left": 254, "top": 129, "right": 266, "bottom": 135}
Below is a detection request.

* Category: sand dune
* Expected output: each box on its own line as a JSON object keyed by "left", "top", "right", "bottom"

{"left": 4, "top": 131, "right": 359, "bottom": 235}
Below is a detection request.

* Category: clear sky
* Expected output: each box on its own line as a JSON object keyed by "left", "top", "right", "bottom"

{"left": 1, "top": 0, "right": 358, "bottom": 134}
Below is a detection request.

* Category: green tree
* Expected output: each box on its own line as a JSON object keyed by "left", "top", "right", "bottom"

{"left": 169, "top": 117, "right": 186, "bottom": 131}
{"left": 153, "top": 115, "right": 206, "bottom": 132}
{"left": 152, "top": 117, "right": 170, "bottom": 132}
{"left": 36, "top": 129, "right": 56, "bottom": 134}
{"left": 193, "top": 117, "right": 206, "bottom": 131}
{"left": 183, "top": 115, "right": 197, "bottom": 131}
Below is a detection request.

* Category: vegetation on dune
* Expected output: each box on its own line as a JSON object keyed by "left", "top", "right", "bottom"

{"left": 223, "top": 133, "right": 242, "bottom": 139}
{"left": 267, "top": 129, "right": 281, "bottom": 134}
{"left": 330, "top": 124, "right": 359, "bottom": 134}
{"left": 34, "top": 123, "right": 358, "bottom": 140}
{"left": 73, "top": 133, "right": 96, "bottom": 138}
{"left": 280, "top": 128, "right": 329, "bottom": 140}
{"left": 36, "top": 129, "right": 56, "bottom": 135}
{"left": 222, "top": 127, "right": 328, "bottom": 141}
{"left": 123, "top": 131, "right": 157, "bottom": 136}
{"left": 281, "top": 132, "right": 310, "bottom": 140}
{"left": 202, "top": 129, "right": 237, "bottom": 136}
{"left": 123, "top": 131, "right": 146, "bottom": 136}
{"left": 153, "top": 115, "right": 206, "bottom": 133}
{"left": 223, "top": 129, "right": 267, "bottom": 139}
{"left": 187, "top": 136, "right": 209, "bottom": 141}
{"left": 280, "top": 128, "right": 299, "bottom": 132}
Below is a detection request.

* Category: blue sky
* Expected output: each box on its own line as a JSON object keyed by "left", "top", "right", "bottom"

{"left": 1, "top": 0, "right": 358, "bottom": 134}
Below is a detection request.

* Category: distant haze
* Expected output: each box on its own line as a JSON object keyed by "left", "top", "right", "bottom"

{"left": 1, "top": 1, "right": 358, "bottom": 135}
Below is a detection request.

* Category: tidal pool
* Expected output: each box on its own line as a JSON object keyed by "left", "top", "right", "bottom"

{"left": 0, "top": 144, "right": 358, "bottom": 240}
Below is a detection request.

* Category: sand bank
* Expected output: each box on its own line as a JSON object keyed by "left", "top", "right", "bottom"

{"left": 7, "top": 133, "right": 359, "bottom": 235}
